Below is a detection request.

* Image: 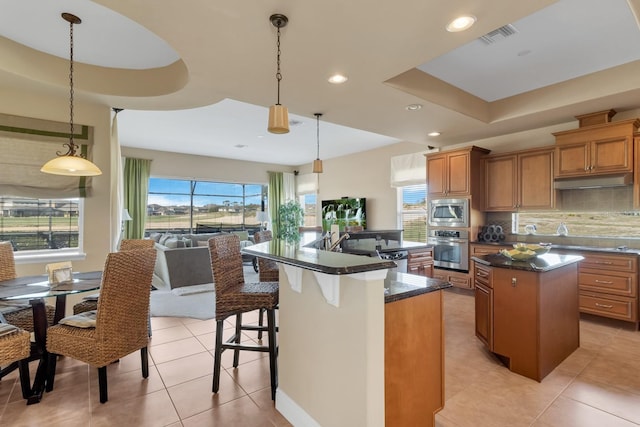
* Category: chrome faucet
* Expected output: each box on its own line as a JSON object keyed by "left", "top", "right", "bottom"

{"left": 328, "top": 232, "right": 350, "bottom": 252}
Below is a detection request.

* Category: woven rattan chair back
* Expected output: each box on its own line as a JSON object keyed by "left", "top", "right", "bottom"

{"left": 208, "top": 234, "right": 245, "bottom": 298}
{"left": 253, "top": 231, "right": 279, "bottom": 282}
{"left": 119, "top": 239, "right": 155, "bottom": 251}
{"left": 94, "top": 248, "right": 157, "bottom": 352}
{"left": 0, "top": 241, "right": 17, "bottom": 282}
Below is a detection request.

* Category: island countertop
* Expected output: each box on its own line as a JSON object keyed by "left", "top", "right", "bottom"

{"left": 472, "top": 252, "right": 584, "bottom": 272}
{"left": 384, "top": 271, "right": 452, "bottom": 303}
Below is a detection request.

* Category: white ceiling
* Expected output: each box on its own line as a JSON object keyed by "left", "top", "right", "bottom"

{"left": 1, "top": 0, "right": 640, "bottom": 166}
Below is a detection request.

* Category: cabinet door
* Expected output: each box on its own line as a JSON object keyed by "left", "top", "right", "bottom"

{"left": 591, "top": 136, "right": 633, "bottom": 174}
{"left": 555, "top": 143, "right": 589, "bottom": 178}
{"left": 447, "top": 151, "right": 470, "bottom": 196}
{"left": 518, "top": 149, "right": 555, "bottom": 210}
{"left": 484, "top": 155, "right": 516, "bottom": 211}
{"left": 474, "top": 282, "right": 493, "bottom": 349}
{"left": 427, "top": 155, "right": 447, "bottom": 196}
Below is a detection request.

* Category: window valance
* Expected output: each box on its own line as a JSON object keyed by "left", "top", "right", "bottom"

{"left": 0, "top": 113, "right": 95, "bottom": 198}
{"left": 296, "top": 173, "right": 317, "bottom": 195}
{"left": 390, "top": 152, "right": 426, "bottom": 187}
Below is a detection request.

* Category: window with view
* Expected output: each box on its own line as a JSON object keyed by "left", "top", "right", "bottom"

{"left": 146, "top": 178, "right": 267, "bottom": 234}
{"left": 0, "top": 197, "right": 80, "bottom": 252}
{"left": 298, "top": 193, "right": 317, "bottom": 227}
{"left": 398, "top": 184, "right": 427, "bottom": 243}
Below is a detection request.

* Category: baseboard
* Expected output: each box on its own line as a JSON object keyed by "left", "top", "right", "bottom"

{"left": 276, "top": 389, "right": 322, "bottom": 427}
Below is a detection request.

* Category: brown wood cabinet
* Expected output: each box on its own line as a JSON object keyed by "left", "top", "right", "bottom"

{"left": 577, "top": 252, "right": 638, "bottom": 326}
{"left": 473, "top": 263, "right": 493, "bottom": 349}
{"left": 406, "top": 247, "right": 433, "bottom": 277}
{"left": 553, "top": 119, "right": 639, "bottom": 178}
{"left": 427, "top": 146, "right": 490, "bottom": 199}
{"left": 483, "top": 147, "right": 555, "bottom": 211}
{"left": 385, "top": 291, "right": 444, "bottom": 427}
{"left": 475, "top": 261, "right": 580, "bottom": 381}
{"left": 432, "top": 268, "right": 471, "bottom": 289}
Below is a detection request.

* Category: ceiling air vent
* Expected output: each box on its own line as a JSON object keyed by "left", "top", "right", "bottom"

{"left": 479, "top": 24, "right": 518, "bottom": 45}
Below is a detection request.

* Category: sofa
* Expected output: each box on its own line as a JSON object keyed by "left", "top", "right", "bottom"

{"left": 149, "top": 231, "right": 254, "bottom": 290}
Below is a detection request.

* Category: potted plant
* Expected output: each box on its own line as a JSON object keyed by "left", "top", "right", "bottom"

{"left": 278, "top": 200, "right": 304, "bottom": 242}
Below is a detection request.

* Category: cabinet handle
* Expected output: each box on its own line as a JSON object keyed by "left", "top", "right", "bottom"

{"left": 476, "top": 271, "right": 488, "bottom": 278}
{"left": 593, "top": 261, "right": 613, "bottom": 265}
{"left": 594, "top": 280, "right": 613, "bottom": 284}
{"left": 595, "top": 303, "right": 614, "bottom": 309}
{"left": 511, "top": 277, "right": 517, "bottom": 287}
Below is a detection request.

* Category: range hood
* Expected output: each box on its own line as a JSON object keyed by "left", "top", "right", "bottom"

{"left": 554, "top": 173, "right": 633, "bottom": 190}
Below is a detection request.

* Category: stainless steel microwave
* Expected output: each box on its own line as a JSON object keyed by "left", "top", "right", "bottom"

{"left": 428, "top": 198, "right": 469, "bottom": 228}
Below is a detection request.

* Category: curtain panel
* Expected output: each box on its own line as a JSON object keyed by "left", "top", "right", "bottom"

{"left": 123, "top": 157, "right": 152, "bottom": 239}
{"left": 268, "top": 172, "right": 284, "bottom": 238}
{"left": 0, "top": 113, "right": 95, "bottom": 198}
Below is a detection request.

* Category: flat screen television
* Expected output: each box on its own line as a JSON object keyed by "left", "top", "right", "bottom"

{"left": 321, "top": 197, "right": 366, "bottom": 232}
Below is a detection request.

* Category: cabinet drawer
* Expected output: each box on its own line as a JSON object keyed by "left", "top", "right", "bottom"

{"left": 448, "top": 275, "right": 471, "bottom": 289}
{"left": 474, "top": 264, "right": 492, "bottom": 288}
{"left": 579, "top": 292, "right": 637, "bottom": 322}
{"left": 579, "top": 271, "right": 636, "bottom": 297}
{"left": 408, "top": 254, "right": 433, "bottom": 263}
{"left": 580, "top": 254, "right": 637, "bottom": 273}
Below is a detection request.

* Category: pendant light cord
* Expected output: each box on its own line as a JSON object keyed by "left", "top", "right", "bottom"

{"left": 316, "top": 114, "right": 321, "bottom": 159}
{"left": 275, "top": 26, "right": 282, "bottom": 106}
{"left": 67, "top": 17, "right": 76, "bottom": 155}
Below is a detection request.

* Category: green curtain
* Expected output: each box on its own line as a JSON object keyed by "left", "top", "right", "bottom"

{"left": 123, "top": 158, "right": 152, "bottom": 239}
{"left": 268, "top": 171, "right": 284, "bottom": 238}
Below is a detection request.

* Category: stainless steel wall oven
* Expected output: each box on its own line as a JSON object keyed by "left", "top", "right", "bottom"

{"left": 427, "top": 229, "right": 469, "bottom": 272}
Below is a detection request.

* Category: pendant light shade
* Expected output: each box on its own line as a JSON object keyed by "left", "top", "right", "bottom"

{"left": 313, "top": 113, "right": 323, "bottom": 174}
{"left": 268, "top": 14, "right": 289, "bottom": 134}
{"left": 268, "top": 104, "right": 289, "bottom": 134}
{"left": 41, "top": 13, "right": 102, "bottom": 177}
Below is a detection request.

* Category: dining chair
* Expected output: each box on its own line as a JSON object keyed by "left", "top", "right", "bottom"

{"left": 0, "top": 241, "right": 55, "bottom": 331}
{"left": 72, "top": 239, "right": 155, "bottom": 315}
{"left": 252, "top": 231, "right": 279, "bottom": 340}
{"left": 45, "top": 248, "right": 156, "bottom": 403}
{"left": 208, "top": 234, "right": 279, "bottom": 400}
{"left": 0, "top": 325, "right": 32, "bottom": 399}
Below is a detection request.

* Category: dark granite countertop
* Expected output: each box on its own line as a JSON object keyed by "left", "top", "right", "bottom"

{"left": 472, "top": 253, "right": 584, "bottom": 272}
{"left": 471, "top": 241, "right": 640, "bottom": 256}
{"left": 384, "top": 272, "right": 452, "bottom": 303}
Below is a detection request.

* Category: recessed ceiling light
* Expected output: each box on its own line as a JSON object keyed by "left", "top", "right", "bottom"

{"left": 428, "top": 132, "right": 441, "bottom": 137}
{"left": 446, "top": 15, "right": 476, "bottom": 32}
{"left": 328, "top": 74, "right": 348, "bottom": 84}
{"left": 234, "top": 144, "right": 247, "bottom": 148}
{"left": 406, "top": 104, "right": 422, "bottom": 111}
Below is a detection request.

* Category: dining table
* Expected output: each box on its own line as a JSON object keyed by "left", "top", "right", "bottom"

{"left": 0, "top": 271, "right": 102, "bottom": 404}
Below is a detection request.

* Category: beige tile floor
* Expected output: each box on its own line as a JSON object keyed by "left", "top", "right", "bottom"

{"left": 0, "top": 290, "right": 639, "bottom": 426}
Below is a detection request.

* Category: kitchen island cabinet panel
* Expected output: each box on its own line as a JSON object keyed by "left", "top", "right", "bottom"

{"left": 385, "top": 291, "right": 443, "bottom": 426}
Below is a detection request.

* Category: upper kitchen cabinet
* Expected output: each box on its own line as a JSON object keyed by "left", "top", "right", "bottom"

{"left": 553, "top": 110, "right": 639, "bottom": 179}
{"left": 427, "top": 146, "right": 490, "bottom": 199}
{"left": 484, "top": 147, "right": 555, "bottom": 212}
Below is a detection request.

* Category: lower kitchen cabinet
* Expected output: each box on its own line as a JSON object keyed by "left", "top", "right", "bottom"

{"left": 406, "top": 247, "right": 434, "bottom": 277}
{"left": 432, "top": 268, "right": 470, "bottom": 289}
{"left": 577, "top": 252, "right": 638, "bottom": 327}
{"left": 474, "top": 263, "right": 493, "bottom": 349}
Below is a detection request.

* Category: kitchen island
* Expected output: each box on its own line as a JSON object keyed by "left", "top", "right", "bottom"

{"left": 243, "top": 236, "right": 451, "bottom": 427}
{"left": 472, "top": 252, "right": 583, "bottom": 381}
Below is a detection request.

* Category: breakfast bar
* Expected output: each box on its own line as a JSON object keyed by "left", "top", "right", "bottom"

{"left": 243, "top": 237, "right": 451, "bottom": 427}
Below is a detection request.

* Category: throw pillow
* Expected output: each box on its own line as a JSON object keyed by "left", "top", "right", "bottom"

{"left": 59, "top": 310, "right": 97, "bottom": 328}
{"left": 182, "top": 238, "right": 193, "bottom": 247}
{"left": 159, "top": 233, "right": 174, "bottom": 246}
{"left": 150, "top": 232, "right": 162, "bottom": 243}
{"left": 232, "top": 231, "right": 250, "bottom": 242}
{"left": 164, "top": 237, "right": 181, "bottom": 248}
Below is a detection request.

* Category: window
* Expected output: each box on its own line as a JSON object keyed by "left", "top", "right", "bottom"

{"left": 398, "top": 184, "right": 427, "bottom": 242}
{"left": 0, "top": 196, "right": 83, "bottom": 259}
{"left": 146, "top": 178, "right": 267, "bottom": 233}
{"left": 298, "top": 193, "right": 317, "bottom": 227}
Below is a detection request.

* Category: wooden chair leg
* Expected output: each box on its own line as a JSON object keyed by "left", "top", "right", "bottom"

{"left": 98, "top": 366, "right": 108, "bottom": 403}
{"left": 233, "top": 313, "right": 242, "bottom": 368}
{"left": 257, "top": 308, "right": 264, "bottom": 340}
{"left": 18, "top": 359, "right": 31, "bottom": 399}
{"left": 45, "top": 353, "right": 57, "bottom": 392}
{"left": 212, "top": 320, "right": 224, "bottom": 393}
{"left": 141, "top": 347, "right": 149, "bottom": 378}
{"left": 267, "top": 308, "right": 278, "bottom": 401}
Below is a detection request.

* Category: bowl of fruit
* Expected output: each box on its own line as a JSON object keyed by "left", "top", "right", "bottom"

{"left": 500, "top": 243, "right": 551, "bottom": 261}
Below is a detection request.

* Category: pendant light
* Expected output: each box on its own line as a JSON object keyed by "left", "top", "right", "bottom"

{"left": 267, "top": 14, "right": 289, "bottom": 134}
{"left": 313, "top": 113, "right": 323, "bottom": 173}
{"left": 41, "top": 13, "right": 102, "bottom": 176}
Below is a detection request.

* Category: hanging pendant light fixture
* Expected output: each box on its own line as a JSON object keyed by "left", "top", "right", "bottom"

{"left": 313, "top": 113, "right": 323, "bottom": 173}
{"left": 267, "top": 14, "right": 289, "bottom": 134}
{"left": 41, "top": 13, "right": 102, "bottom": 176}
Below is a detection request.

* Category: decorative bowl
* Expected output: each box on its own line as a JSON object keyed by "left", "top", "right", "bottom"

{"left": 512, "top": 243, "right": 551, "bottom": 255}
{"left": 500, "top": 248, "right": 537, "bottom": 261}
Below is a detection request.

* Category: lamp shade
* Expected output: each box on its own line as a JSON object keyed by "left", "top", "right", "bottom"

{"left": 313, "top": 159, "right": 323, "bottom": 173}
{"left": 256, "top": 211, "right": 270, "bottom": 222}
{"left": 40, "top": 155, "right": 102, "bottom": 176}
{"left": 268, "top": 105, "right": 289, "bottom": 134}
